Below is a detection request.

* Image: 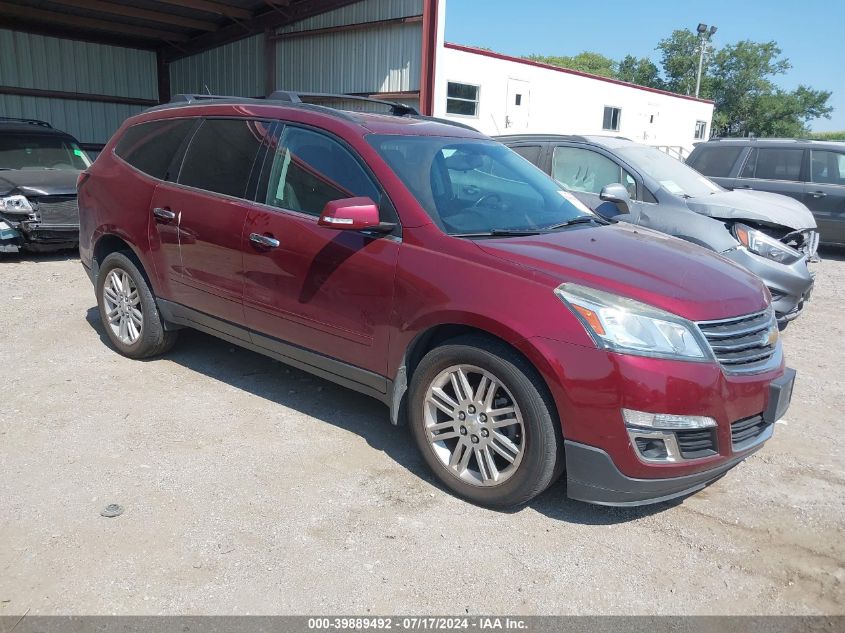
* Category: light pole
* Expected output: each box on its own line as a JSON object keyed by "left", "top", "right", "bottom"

{"left": 695, "top": 23, "right": 717, "bottom": 98}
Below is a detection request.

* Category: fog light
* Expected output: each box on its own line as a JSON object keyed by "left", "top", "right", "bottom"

{"left": 623, "top": 409, "right": 717, "bottom": 430}
{"left": 635, "top": 437, "right": 668, "bottom": 460}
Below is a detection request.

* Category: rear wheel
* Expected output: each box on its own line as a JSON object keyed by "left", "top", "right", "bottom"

{"left": 96, "top": 251, "right": 177, "bottom": 359}
{"left": 409, "top": 336, "right": 562, "bottom": 508}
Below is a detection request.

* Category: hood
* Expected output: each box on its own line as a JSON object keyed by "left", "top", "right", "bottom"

{"left": 685, "top": 190, "right": 816, "bottom": 230}
{"left": 476, "top": 223, "right": 769, "bottom": 322}
{"left": 0, "top": 169, "right": 80, "bottom": 197}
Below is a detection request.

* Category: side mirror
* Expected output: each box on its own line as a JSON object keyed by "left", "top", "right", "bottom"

{"left": 597, "top": 183, "right": 632, "bottom": 218}
{"left": 318, "top": 197, "right": 380, "bottom": 231}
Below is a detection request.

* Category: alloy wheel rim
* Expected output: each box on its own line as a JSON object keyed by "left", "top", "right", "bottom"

{"left": 424, "top": 364, "right": 525, "bottom": 486}
{"left": 103, "top": 268, "right": 142, "bottom": 345}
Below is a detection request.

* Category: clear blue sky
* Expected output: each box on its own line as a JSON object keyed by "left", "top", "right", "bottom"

{"left": 444, "top": 0, "right": 844, "bottom": 131}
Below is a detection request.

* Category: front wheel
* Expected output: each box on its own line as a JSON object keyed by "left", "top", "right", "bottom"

{"left": 409, "top": 336, "right": 563, "bottom": 508}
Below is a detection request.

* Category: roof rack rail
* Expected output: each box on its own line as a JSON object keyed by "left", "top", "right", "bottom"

{"left": 710, "top": 137, "right": 810, "bottom": 143}
{"left": 267, "top": 90, "right": 420, "bottom": 116}
{"left": 156, "top": 90, "right": 477, "bottom": 132}
{"left": 168, "top": 94, "right": 264, "bottom": 105}
{"left": 0, "top": 116, "right": 52, "bottom": 128}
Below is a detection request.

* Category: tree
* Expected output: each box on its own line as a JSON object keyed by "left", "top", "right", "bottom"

{"left": 526, "top": 51, "right": 617, "bottom": 78}
{"left": 706, "top": 40, "right": 832, "bottom": 136}
{"left": 617, "top": 55, "right": 664, "bottom": 89}
{"left": 656, "top": 29, "right": 704, "bottom": 96}
{"left": 523, "top": 30, "right": 834, "bottom": 137}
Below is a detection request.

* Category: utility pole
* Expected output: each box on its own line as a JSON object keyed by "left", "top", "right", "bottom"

{"left": 695, "top": 23, "right": 717, "bottom": 98}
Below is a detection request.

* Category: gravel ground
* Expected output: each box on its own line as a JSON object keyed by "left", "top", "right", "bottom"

{"left": 0, "top": 249, "right": 843, "bottom": 615}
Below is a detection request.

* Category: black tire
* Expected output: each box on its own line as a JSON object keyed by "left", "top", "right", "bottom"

{"left": 96, "top": 251, "right": 178, "bottom": 359}
{"left": 409, "top": 334, "right": 563, "bottom": 508}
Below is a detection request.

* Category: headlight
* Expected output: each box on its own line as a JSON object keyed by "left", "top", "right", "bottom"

{"left": 733, "top": 223, "right": 801, "bottom": 264}
{"left": 0, "top": 195, "right": 33, "bottom": 213}
{"left": 555, "top": 283, "right": 711, "bottom": 361}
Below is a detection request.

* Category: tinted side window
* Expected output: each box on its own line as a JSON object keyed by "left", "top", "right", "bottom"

{"left": 262, "top": 126, "right": 380, "bottom": 217}
{"left": 510, "top": 145, "right": 542, "bottom": 165}
{"left": 114, "top": 119, "right": 195, "bottom": 180}
{"left": 740, "top": 148, "right": 758, "bottom": 178}
{"left": 810, "top": 150, "right": 845, "bottom": 185}
{"left": 178, "top": 119, "right": 270, "bottom": 198}
{"left": 751, "top": 148, "right": 804, "bottom": 181}
{"left": 552, "top": 146, "right": 635, "bottom": 198}
{"left": 687, "top": 145, "right": 744, "bottom": 178}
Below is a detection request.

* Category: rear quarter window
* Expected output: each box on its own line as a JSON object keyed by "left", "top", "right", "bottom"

{"left": 114, "top": 119, "right": 196, "bottom": 180}
{"left": 687, "top": 145, "right": 744, "bottom": 177}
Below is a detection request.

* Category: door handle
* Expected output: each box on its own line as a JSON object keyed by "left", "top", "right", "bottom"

{"left": 809, "top": 191, "right": 827, "bottom": 198}
{"left": 736, "top": 185, "right": 752, "bottom": 189}
{"left": 153, "top": 207, "right": 177, "bottom": 221}
{"left": 249, "top": 233, "right": 280, "bottom": 249}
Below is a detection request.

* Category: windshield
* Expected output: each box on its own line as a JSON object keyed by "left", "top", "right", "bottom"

{"left": 0, "top": 134, "right": 92, "bottom": 171}
{"left": 616, "top": 144, "right": 722, "bottom": 198}
{"left": 368, "top": 135, "right": 595, "bottom": 235}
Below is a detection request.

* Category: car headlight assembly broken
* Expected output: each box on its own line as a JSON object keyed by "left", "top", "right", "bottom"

{"left": 0, "top": 195, "right": 34, "bottom": 213}
{"left": 733, "top": 223, "right": 802, "bottom": 264}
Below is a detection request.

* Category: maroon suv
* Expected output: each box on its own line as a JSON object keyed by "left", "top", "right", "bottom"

{"left": 78, "top": 93, "right": 795, "bottom": 508}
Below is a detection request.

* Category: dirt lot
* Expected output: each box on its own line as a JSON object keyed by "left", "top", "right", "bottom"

{"left": 0, "top": 250, "right": 843, "bottom": 615}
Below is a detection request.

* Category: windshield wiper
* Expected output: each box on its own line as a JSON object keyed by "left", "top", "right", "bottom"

{"left": 452, "top": 228, "right": 544, "bottom": 238}
{"left": 544, "top": 215, "right": 607, "bottom": 230}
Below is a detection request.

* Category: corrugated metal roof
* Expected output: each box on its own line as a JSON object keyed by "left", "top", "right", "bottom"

{"left": 170, "top": 34, "right": 264, "bottom": 98}
{"left": 276, "top": 23, "right": 421, "bottom": 94}
{"left": 277, "top": 0, "right": 423, "bottom": 33}
{"left": 0, "top": 28, "right": 157, "bottom": 99}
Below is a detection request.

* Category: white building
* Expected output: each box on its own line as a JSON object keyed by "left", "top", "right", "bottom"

{"left": 434, "top": 44, "right": 714, "bottom": 154}
{"left": 1, "top": 0, "right": 713, "bottom": 155}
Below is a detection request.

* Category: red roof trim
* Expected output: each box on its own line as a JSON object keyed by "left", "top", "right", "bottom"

{"left": 443, "top": 43, "right": 716, "bottom": 105}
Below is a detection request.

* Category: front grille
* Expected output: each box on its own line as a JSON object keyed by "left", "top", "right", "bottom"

{"left": 675, "top": 428, "right": 717, "bottom": 459}
{"left": 731, "top": 414, "right": 770, "bottom": 447}
{"left": 34, "top": 196, "right": 79, "bottom": 226}
{"left": 697, "top": 309, "right": 778, "bottom": 373}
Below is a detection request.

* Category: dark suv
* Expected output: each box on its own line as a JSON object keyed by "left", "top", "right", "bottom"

{"left": 78, "top": 93, "right": 794, "bottom": 508}
{"left": 0, "top": 117, "right": 91, "bottom": 252}
{"left": 687, "top": 138, "right": 845, "bottom": 246}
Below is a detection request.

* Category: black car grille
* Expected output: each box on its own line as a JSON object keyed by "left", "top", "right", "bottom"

{"left": 35, "top": 196, "right": 79, "bottom": 226}
{"left": 675, "top": 428, "right": 718, "bottom": 459}
{"left": 697, "top": 309, "right": 778, "bottom": 373}
{"left": 731, "top": 414, "right": 770, "bottom": 448}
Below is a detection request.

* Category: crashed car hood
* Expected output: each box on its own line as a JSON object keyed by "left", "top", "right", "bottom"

{"left": 475, "top": 222, "right": 769, "bottom": 322}
{"left": 685, "top": 189, "right": 816, "bottom": 230}
{"left": 0, "top": 169, "right": 80, "bottom": 197}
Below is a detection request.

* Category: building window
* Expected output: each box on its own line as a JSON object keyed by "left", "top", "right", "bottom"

{"left": 694, "top": 120, "right": 707, "bottom": 140}
{"left": 602, "top": 106, "right": 621, "bottom": 131}
{"left": 447, "top": 82, "right": 480, "bottom": 117}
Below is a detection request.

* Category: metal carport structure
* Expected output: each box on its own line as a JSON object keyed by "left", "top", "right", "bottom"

{"left": 0, "top": 0, "right": 440, "bottom": 146}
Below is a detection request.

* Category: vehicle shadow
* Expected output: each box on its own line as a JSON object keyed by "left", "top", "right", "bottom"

{"left": 819, "top": 245, "right": 845, "bottom": 262}
{"left": 0, "top": 248, "right": 79, "bottom": 263}
{"left": 84, "top": 306, "right": 679, "bottom": 526}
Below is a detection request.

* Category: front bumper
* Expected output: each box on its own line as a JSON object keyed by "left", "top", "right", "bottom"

{"left": 519, "top": 337, "right": 793, "bottom": 505}
{"left": 565, "top": 369, "right": 795, "bottom": 506}
{"left": 720, "top": 246, "right": 814, "bottom": 321}
{"left": 565, "top": 440, "right": 762, "bottom": 506}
